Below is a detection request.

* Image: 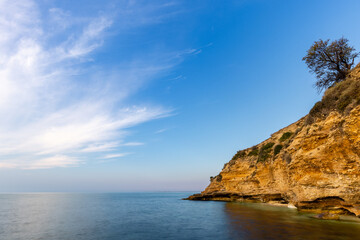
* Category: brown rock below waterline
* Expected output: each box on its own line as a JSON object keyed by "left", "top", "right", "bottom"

{"left": 313, "top": 213, "right": 340, "bottom": 220}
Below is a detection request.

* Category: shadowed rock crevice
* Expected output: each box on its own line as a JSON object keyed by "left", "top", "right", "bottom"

{"left": 185, "top": 192, "right": 288, "bottom": 204}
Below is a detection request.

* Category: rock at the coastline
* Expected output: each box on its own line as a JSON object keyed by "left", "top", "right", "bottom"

{"left": 188, "top": 65, "right": 360, "bottom": 217}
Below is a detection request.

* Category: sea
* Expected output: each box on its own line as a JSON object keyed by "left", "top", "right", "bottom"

{"left": 1, "top": 192, "right": 360, "bottom": 240}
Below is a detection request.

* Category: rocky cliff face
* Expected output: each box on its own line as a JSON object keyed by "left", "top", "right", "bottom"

{"left": 187, "top": 65, "right": 360, "bottom": 217}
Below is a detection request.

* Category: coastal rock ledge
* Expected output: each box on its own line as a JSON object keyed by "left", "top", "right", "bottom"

{"left": 187, "top": 65, "right": 360, "bottom": 217}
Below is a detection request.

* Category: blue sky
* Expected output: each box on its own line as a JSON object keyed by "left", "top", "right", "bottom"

{"left": 1, "top": 0, "right": 360, "bottom": 192}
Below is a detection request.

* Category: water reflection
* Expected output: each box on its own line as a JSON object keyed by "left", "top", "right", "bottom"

{"left": 0, "top": 193, "right": 231, "bottom": 240}
{"left": 1, "top": 193, "right": 360, "bottom": 240}
{"left": 224, "top": 202, "right": 360, "bottom": 240}
{"left": 0, "top": 193, "right": 98, "bottom": 239}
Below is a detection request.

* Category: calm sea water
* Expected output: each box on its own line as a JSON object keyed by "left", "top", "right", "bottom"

{"left": 1, "top": 192, "right": 360, "bottom": 240}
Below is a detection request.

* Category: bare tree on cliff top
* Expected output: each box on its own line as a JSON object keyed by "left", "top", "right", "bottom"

{"left": 303, "top": 37, "right": 359, "bottom": 92}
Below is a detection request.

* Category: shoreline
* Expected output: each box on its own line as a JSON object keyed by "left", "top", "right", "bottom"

{"left": 185, "top": 192, "right": 360, "bottom": 221}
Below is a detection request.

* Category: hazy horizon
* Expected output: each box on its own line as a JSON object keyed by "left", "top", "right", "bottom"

{"left": 1, "top": 0, "right": 360, "bottom": 192}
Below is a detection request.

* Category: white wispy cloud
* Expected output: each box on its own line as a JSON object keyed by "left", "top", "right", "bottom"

{"left": 25, "top": 155, "right": 81, "bottom": 170}
{"left": 81, "top": 142, "right": 120, "bottom": 153}
{"left": 0, "top": 0, "right": 187, "bottom": 169}
{"left": 103, "top": 153, "right": 130, "bottom": 159}
{"left": 121, "top": 142, "right": 144, "bottom": 146}
{"left": 155, "top": 128, "right": 168, "bottom": 134}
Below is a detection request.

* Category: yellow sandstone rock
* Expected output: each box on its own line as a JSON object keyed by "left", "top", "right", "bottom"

{"left": 187, "top": 65, "right": 360, "bottom": 217}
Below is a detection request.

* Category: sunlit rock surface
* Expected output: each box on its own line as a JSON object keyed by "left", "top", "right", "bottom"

{"left": 187, "top": 65, "right": 360, "bottom": 217}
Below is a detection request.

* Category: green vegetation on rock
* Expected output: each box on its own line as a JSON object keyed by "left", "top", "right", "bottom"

{"left": 248, "top": 147, "right": 259, "bottom": 156}
{"left": 279, "top": 132, "right": 293, "bottom": 142}
{"left": 231, "top": 150, "right": 246, "bottom": 160}
{"left": 258, "top": 142, "right": 275, "bottom": 162}
{"left": 306, "top": 69, "right": 360, "bottom": 124}
{"left": 262, "top": 142, "right": 275, "bottom": 150}
{"left": 274, "top": 144, "right": 283, "bottom": 155}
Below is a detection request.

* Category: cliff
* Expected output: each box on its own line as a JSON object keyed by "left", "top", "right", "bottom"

{"left": 187, "top": 64, "right": 360, "bottom": 217}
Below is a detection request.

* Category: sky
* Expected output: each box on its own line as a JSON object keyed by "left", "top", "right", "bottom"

{"left": 0, "top": 0, "right": 360, "bottom": 192}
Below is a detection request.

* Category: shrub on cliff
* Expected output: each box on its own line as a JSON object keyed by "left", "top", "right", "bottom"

{"left": 303, "top": 37, "right": 359, "bottom": 92}
{"left": 274, "top": 144, "right": 283, "bottom": 156}
{"left": 248, "top": 147, "right": 259, "bottom": 156}
{"left": 306, "top": 66, "right": 360, "bottom": 124}
{"left": 258, "top": 142, "right": 275, "bottom": 162}
{"left": 262, "top": 142, "right": 275, "bottom": 150}
{"left": 279, "top": 132, "right": 292, "bottom": 142}
{"left": 231, "top": 150, "right": 246, "bottom": 160}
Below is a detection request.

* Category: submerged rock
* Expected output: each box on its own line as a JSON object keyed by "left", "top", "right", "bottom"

{"left": 313, "top": 213, "right": 340, "bottom": 220}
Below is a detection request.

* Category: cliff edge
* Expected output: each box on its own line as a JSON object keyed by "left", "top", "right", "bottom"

{"left": 187, "top": 64, "right": 360, "bottom": 217}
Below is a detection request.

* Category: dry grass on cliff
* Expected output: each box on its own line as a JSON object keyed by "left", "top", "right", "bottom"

{"left": 306, "top": 64, "right": 360, "bottom": 124}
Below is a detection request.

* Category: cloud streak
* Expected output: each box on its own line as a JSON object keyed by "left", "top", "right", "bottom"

{"left": 0, "top": 0, "right": 185, "bottom": 169}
